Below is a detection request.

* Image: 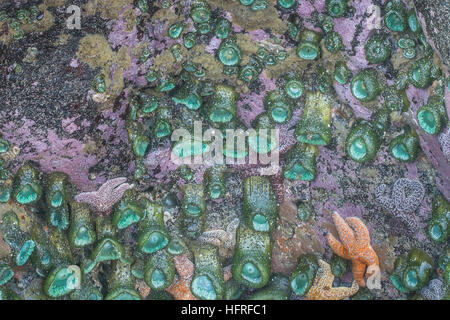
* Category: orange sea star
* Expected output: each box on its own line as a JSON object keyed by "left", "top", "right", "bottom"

{"left": 326, "top": 212, "right": 381, "bottom": 289}
{"left": 305, "top": 259, "right": 359, "bottom": 300}
{"left": 165, "top": 253, "right": 232, "bottom": 300}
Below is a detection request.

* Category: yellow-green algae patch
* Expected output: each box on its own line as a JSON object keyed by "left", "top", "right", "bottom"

{"left": 77, "top": 34, "right": 132, "bottom": 105}
{"left": 206, "top": 0, "right": 287, "bottom": 34}
{"left": 0, "top": 3, "right": 55, "bottom": 45}
{"left": 82, "top": 0, "right": 134, "bottom": 20}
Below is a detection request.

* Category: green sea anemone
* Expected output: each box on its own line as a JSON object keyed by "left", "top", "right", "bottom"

{"left": 295, "top": 91, "right": 332, "bottom": 146}
{"left": 232, "top": 223, "right": 272, "bottom": 288}
{"left": 417, "top": 95, "right": 448, "bottom": 135}
{"left": 345, "top": 120, "right": 380, "bottom": 163}
{"left": 284, "top": 143, "right": 319, "bottom": 181}
{"left": 289, "top": 254, "right": 319, "bottom": 296}
{"left": 350, "top": 69, "right": 381, "bottom": 102}
{"left": 389, "top": 127, "right": 420, "bottom": 162}
{"left": 242, "top": 176, "right": 278, "bottom": 232}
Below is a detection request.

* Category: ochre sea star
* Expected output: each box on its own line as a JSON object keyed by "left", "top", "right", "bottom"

{"left": 327, "top": 212, "right": 381, "bottom": 289}
{"left": 305, "top": 259, "right": 359, "bottom": 300}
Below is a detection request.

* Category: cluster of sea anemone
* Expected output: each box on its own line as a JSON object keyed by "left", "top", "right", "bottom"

{"left": 0, "top": 0, "right": 448, "bottom": 300}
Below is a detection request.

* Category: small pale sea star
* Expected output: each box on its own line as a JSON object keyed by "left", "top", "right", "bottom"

{"left": 74, "top": 177, "right": 134, "bottom": 214}
{"left": 197, "top": 218, "right": 240, "bottom": 249}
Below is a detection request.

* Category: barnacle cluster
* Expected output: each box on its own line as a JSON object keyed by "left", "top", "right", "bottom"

{"left": 0, "top": 0, "right": 449, "bottom": 301}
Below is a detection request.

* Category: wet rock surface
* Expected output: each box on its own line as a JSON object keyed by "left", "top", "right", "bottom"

{"left": 0, "top": 0, "right": 448, "bottom": 300}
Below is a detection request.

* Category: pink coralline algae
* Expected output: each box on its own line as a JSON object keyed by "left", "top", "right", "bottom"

{"left": 375, "top": 178, "right": 425, "bottom": 234}
{"left": 0, "top": 116, "right": 101, "bottom": 191}
{"left": 74, "top": 177, "right": 134, "bottom": 214}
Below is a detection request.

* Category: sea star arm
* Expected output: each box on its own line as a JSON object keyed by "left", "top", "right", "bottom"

{"left": 98, "top": 177, "right": 127, "bottom": 193}
{"left": 174, "top": 254, "right": 194, "bottom": 279}
{"left": 225, "top": 218, "right": 240, "bottom": 233}
{"left": 345, "top": 217, "right": 370, "bottom": 247}
{"left": 327, "top": 233, "right": 351, "bottom": 259}
{"left": 352, "top": 259, "right": 367, "bottom": 287}
{"left": 332, "top": 212, "right": 355, "bottom": 251}
{"left": 199, "top": 230, "right": 229, "bottom": 241}
{"left": 359, "top": 247, "right": 379, "bottom": 268}
{"left": 322, "top": 281, "right": 359, "bottom": 300}
{"left": 317, "top": 260, "right": 334, "bottom": 287}
{"left": 109, "top": 182, "right": 134, "bottom": 203}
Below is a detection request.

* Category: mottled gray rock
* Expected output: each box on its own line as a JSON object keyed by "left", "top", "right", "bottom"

{"left": 414, "top": 0, "right": 450, "bottom": 67}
